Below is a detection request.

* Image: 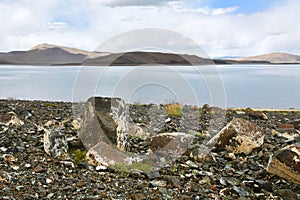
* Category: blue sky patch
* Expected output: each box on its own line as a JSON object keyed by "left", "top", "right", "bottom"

{"left": 204, "top": 0, "right": 282, "bottom": 14}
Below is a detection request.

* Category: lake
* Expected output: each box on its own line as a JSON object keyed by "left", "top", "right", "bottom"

{"left": 0, "top": 65, "right": 299, "bottom": 109}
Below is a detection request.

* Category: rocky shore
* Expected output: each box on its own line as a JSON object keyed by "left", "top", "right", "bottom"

{"left": 0, "top": 99, "right": 299, "bottom": 199}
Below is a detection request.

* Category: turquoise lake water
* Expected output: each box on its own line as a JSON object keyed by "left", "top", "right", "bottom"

{"left": 0, "top": 65, "right": 299, "bottom": 109}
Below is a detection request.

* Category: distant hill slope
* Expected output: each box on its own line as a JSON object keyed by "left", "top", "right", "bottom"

{"left": 30, "top": 43, "right": 90, "bottom": 56}
{"left": 234, "top": 52, "right": 300, "bottom": 64}
{"left": 0, "top": 44, "right": 299, "bottom": 65}
{"left": 0, "top": 44, "right": 88, "bottom": 65}
{"left": 83, "top": 51, "right": 214, "bottom": 66}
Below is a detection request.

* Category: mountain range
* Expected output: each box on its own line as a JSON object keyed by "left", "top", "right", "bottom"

{"left": 0, "top": 43, "right": 299, "bottom": 65}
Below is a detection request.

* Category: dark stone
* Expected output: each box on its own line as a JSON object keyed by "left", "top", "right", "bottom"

{"left": 276, "top": 189, "right": 298, "bottom": 200}
{"left": 164, "top": 175, "right": 181, "bottom": 187}
{"left": 288, "top": 119, "right": 300, "bottom": 130}
{"left": 255, "top": 180, "right": 273, "bottom": 192}
{"left": 146, "top": 170, "right": 161, "bottom": 180}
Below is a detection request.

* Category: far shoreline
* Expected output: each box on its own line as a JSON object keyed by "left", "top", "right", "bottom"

{"left": 1, "top": 98, "right": 299, "bottom": 112}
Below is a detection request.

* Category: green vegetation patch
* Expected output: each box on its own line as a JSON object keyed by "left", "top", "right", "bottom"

{"left": 44, "top": 102, "right": 59, "bottom": 107}
{"left": 69, "top": 148, "right": 88, "bottom": 165}
{"left": 165, "top": 103, "right": 182, "bottom": 117}
{"left": 113, "top": 162, "right": 153, "bottom": 173}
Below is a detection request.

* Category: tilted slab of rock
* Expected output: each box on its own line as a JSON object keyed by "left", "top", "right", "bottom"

{"left": 86, "top": 132, "right": 195, "bottom": 168}
{"left": 0, "top": 112, "right": 24, "bottom": 126}
{"left": 267, "top": 143, "right": 300, "bottom": 185}
{"left": 80, "top": 97, "right": 128, "bottom": 151}
{"left": 86, "top": 141, "right": 128, "bottom": 166}
{"left": 146, "top": 132, "right": 195, "bottom": 166}
{"left": 208, "top": 118, "right": 265, "bottom": 155}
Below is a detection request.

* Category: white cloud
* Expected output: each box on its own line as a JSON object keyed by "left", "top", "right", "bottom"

{"left": 0, "top": 0, "right": 299, "bottom": 57}
{"left": 87, "top": 0, "right": 182, "bottom": 7}
{"left": 47, "top": 21, "right": 69, "bottom": 31}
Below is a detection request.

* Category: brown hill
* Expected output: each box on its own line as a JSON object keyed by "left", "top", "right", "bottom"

{"left": 30, "top": 43, "right": 90, "bottom": 56}
{"left": 0, "top": 44, "right": 88, "bottom": 65}
{"left": 235, "top": 52, "right": 300, "bottom": 64}
{"left": 83, "top": 51, "right": 214, "bottom": 66}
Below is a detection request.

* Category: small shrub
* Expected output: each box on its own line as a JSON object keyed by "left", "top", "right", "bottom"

{"left": 165, "top": 103, "right": 182, "bottom": 117}
{"left": 69, "top": 149, "right": 87, "bottom": 165}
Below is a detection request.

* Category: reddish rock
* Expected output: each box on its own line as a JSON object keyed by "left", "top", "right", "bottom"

{"left": 267, "top": 143, "right": 300, "bottom": 185}
{"left": 288, "top": 120, "right": 300, "bottom": 130}
{"left": 211, "top": 118, "right": 265, "bottom": 155}
{"left": 33, "top": 166, "right": 46, "bottom": 173}
{"left": 245, "top": 108, "right": 268, "bottom": 120}
{"left": 278, "top": 124, "right": 294, "bottom": 129}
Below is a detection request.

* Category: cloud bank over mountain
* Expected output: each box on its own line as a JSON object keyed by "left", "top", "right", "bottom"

{"left": 0, "top": 0, "right": 299, "bottom": 57}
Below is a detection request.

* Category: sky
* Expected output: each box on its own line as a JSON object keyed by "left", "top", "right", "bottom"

{"left": 0, "top": 0, "right": 299, "bottom": 57}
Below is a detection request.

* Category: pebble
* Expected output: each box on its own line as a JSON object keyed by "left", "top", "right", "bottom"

{"left": 46, "top": 193, "right": 55, "bottom": 198}
{"left": 25, "top": 163, "right": 31, "bottom": 168}
{"left": 146, "top": 170, "right": 161, "bottom": 179}
{"left": 186, "top": 160, "right": 198, "bottom": 168}
{"left": 0, "top": 147, "right": 8, "bottom": 152}
{"left": 46, "top": 177, "right": 53, "bottom": 184}
{"left": 226, "top": 153, "right": 236, "bottom": 160}
{"left": 11, "top": 165, "right": 20, "bottom": 170}
{"left": 96, "top": 165, "right": 108, "bottom": 171}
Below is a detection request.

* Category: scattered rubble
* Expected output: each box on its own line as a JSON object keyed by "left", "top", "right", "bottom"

{"left": 0, "top": 99, "right": 299, "bottom": 199}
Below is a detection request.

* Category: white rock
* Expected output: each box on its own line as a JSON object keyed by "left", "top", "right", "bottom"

{"left": 25, "top": 163, "right": 31, "bottom": 168}
{"left": 0, "top": 147, "right": 8, "bottom": 152}
{"left": 96, "top": 165, "right": 108, "bottom": 171}
{"left": 46, "top": 178, "right": 53, "bottom": 184}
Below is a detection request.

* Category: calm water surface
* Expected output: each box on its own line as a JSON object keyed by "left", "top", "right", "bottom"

{"left": 0, "top": 65, "right": 299, "bottom": 109}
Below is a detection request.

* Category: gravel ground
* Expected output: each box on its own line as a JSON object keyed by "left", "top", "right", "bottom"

{"left": 0, "top": 99, "right": 299, "bottom": 199}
